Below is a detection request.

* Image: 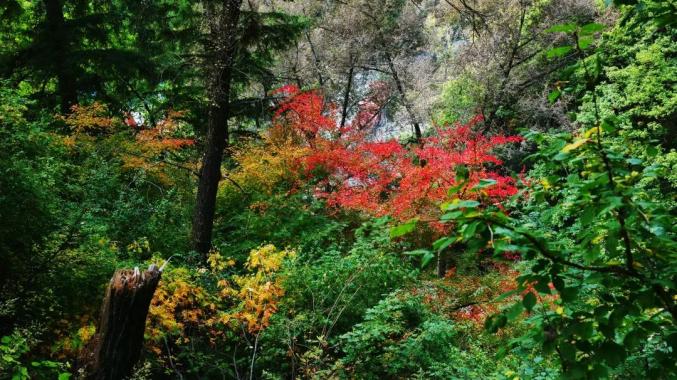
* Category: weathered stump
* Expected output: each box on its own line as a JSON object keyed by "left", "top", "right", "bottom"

{"left": 81, "top": 265, "right": 162, "bottom": 380}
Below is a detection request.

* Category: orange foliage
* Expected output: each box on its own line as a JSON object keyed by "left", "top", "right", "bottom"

{"left": 57, "top": 103, "right": 196, "bottom": 185}
{"left": 61, "top": 102, "right": 114, "bottom": 134}
{"left": 133, "top": 109, "right": 195, "bottom": 151}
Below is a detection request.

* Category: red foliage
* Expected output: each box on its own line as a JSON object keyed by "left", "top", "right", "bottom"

{"left": 123, "top": 112, "right": 138, "bottom": 128}
{"left": 272, "top": 85, "right": 522, "bottom": 227}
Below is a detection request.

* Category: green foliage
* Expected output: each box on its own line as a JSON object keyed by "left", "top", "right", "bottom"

{"left": 443, "top": 7, "right": 677, "bottom": 377}
{"left": 338, "top": 291, "right": 456, "bottom": 379}
{"left": 0, "top": 0, "right": 673, "bottom": 378}
{"left": 215, "top": 189, "right": 349, "bottom": 261}
{"left": 390, "top": 218, "right": 418, "bottom": 238}
{"left": 0, "top": 331, "right": 69, "bottom": 380}
{"left": 0, "top": 83, "right": 57, "bottom": 263}
{"left": 0, "top": 80, "right": 193, "bottom": 347}
{"left": 331, "top": 289, "right": 559, "bottom": 380}
{"left": 434, "top": 75, "right": 485, "bottom": 125}
{"left": 254, "top": 220, "right": 415, "bottom": 377}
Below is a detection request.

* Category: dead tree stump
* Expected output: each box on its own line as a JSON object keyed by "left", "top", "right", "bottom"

{"left": 82, "top": 265, "right": 162, "bottom": 380}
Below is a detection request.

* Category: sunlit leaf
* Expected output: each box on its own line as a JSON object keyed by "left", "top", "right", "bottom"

{"left": 544, "top": 23, "right": 577, "bottom": 33}
{"left": 390, "top": 219, "right": 418, "bottom": 238}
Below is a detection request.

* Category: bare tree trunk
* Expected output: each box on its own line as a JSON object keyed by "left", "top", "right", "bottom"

{"left": 437, "top": 250, "right": 447, "bottom": 278}
{"left": 82, "top": 265, "right": 162, "bottom": 380}
{"left": 191, "top": 0, "right": 244, "bottom": 255}
{"left": 437, "top": 248, "right": 457, "bottom": 278}
{"left": 44, "top": 0, "right": 77, "bottom": 113}
{"left": 384, "top": 51, "right": 421, "bottom": 140}
{"left": 339, "top": 53, "right": 355, "bottom": 129}
{"left": 305, "top": 31, "right": 325, "bottom": 87}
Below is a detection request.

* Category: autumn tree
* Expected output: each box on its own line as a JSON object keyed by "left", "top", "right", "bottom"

{"left": 271, "top": 84, "right": 521, "bottom": 237}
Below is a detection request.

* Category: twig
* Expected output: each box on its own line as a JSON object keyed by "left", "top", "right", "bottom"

{"left": 164, "top": 336, "right": 184, "bottom": 380}
{"left": 249, "top": 331, "right": 260, "bottom": 380}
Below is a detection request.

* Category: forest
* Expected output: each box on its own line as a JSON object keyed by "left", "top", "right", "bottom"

{"left": 0, "top": 0, "right": 675, "bottom": 378}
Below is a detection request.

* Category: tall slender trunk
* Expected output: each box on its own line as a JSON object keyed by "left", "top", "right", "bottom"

{"left": 192, "top": 0, "right": 243, "bottom": 255}
{"left": 339, "top": 53, "right": 355, "bottom": 130}
{"left": 44, "top": 0, "right": 77, "bottom": 113}
{"left": 305, "top": 31, "right": 324, "bottom": 87}
{"left": 385, "top": 51, "right": 421, "bottom": 140}
{"left": 483, "top": 5, "right": 526, "bottom": 133}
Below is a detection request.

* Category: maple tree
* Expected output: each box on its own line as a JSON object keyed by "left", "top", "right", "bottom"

{"left": 271, "top": 85, "right": 522, "bottom": 229}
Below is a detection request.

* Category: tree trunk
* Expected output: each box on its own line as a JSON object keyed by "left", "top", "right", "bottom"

{"left": 339, "top": 53, "right": 355, "bottom": 130}
{"left": 82, "top": 265, "right": 162, "bottom": 380}
{"left": 384, "top": 51, "right": 421, "bottom": 140}
{"left": 437, "top": 248, "right": 456, "bottom": 278}
{"left": 305, "top": 31, "right": 324, "bottom": 87}
{"left": 44, "top": 0, "right": 77, "bottom": 113}
{"left": 437, "top": 250, "right": 448, "bottom": 278}
{"left": 191, "top": 0, "right": 243, "bottom": 255}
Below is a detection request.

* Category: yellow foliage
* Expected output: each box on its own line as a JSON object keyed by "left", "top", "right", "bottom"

{"left": 561, "top": 138, "right": 589, "bottom": 153}
{"left": 51, "top": 314, "right": 96, "bottom": 359}
{"left": 147, "top": 267, "right": 215, "bottom": 346}
{"left": 227, "top": 245, "right": 294, "bottom": 333}
{"left": 146, "top": 245, "right": 294, "bottom": 363}
{"left": 226, "top": 131, "right": 310, "bottom": 194}
{"left": 77, "top": 324, "right": 96, "bottom": 343}
{"left": 245, "top": 244, "right": 295, "bottom": 273}
{"left": 207, "top": 250, "right": 236, "bottom": 272}
{"left": 126, "top": 237, "right": 151, "bottom": 256}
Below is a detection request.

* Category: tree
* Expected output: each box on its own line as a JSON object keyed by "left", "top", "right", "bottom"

{"left": 81, "top": 265, "right": 162, "bottom": 380}
{"left": 273, "top": 0, "right": 430, "bottom": 139}
{"left": 1, "top": 0, "right": 158, "bottom": 113}
{"left": 191, "top": 0, "right": 244, "bottom": 255}
{"left": 43, "top": 0, "right": 77, "bottom": 113}
{"left": 191, "top": 1, "right": 305, "bottom": 254}
{"left": 435, "top": 0, "right": 599, "bottom": 133}
{"left": 271, "top": 84, "right": 521, "bottom": 233}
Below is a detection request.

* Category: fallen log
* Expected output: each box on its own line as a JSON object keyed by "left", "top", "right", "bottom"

{"left": 81, "top": 264, "right": 162, "bottom": 380}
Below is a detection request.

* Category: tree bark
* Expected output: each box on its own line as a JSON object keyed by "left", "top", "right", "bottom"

{"left": 191, "top": 0, "right": 243, "bottom": 255}
{"left": 305, "top": 31, "right": 325, "bottom": 87}
{"left": 437, "top": 246, "right": 459, "bottom": 278}
{"left": 437, "top": 250, "right": 449, "bottom": 278}
{"left": 384, "top": 51, "right": 421, "bottom": 140}
{"left": 44, "top": 0, "right": 77, "bottom": 113}
{"left": 339, "top": 53, "right": 355, "bottom": 130}
{"left": 82, "top": 265, "right": 162, "bottom": 380}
